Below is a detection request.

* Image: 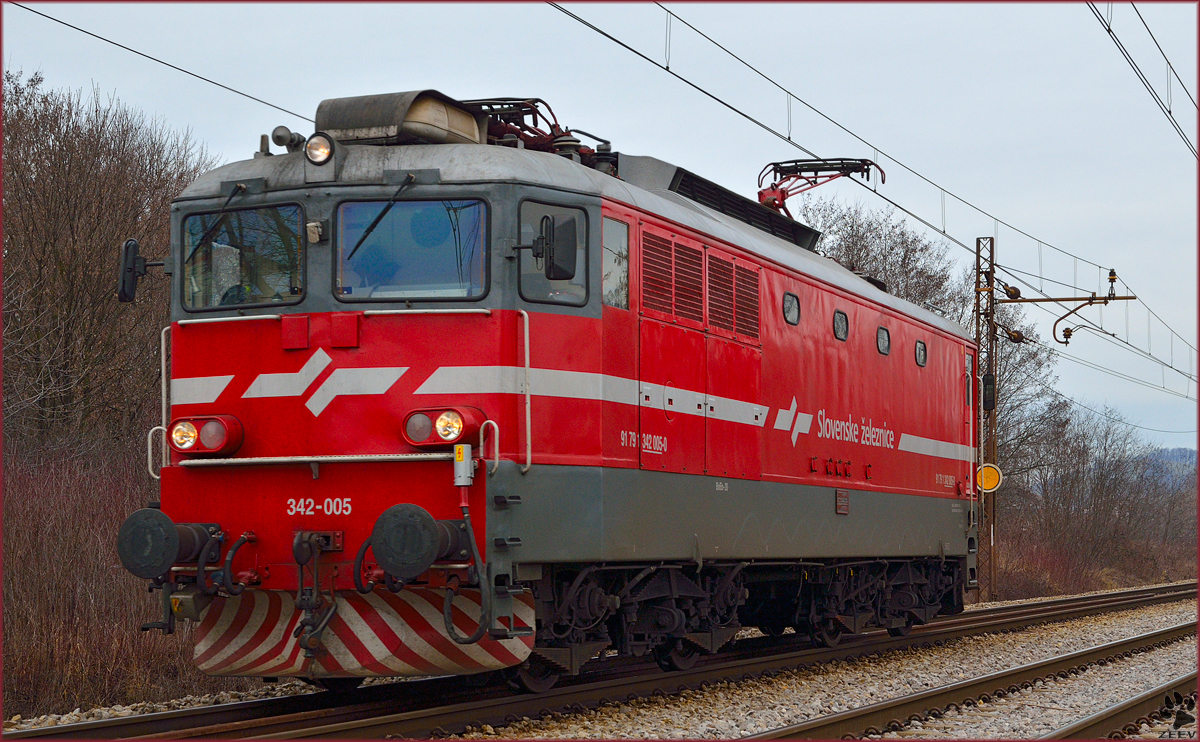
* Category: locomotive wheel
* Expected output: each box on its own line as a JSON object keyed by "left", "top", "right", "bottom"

{"left": 311, "top": 677, "right": 364, "bottom": 693}
{"left": 653, "top": 639, "right": 699, "bottom": 672}
{"left": 813, "top": 624, "right": 843, "bottom": 647}
{"left": 513, "top": 656, "right": 560, "bottom": 693}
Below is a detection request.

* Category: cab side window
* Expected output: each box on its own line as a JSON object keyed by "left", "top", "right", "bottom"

{"left": 601, "top": 217, "right": 629, "bottom": 309}
{"left": 519, "top": 202, "right": 588, "bottom": 306}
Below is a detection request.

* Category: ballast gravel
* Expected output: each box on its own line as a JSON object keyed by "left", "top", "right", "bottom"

{"left": 450, "top": 600, "right": 1195, "bottom": 739}
{"left": 5, "top": 594, "right": 1194, "bottom": 736}
{"left": 879, "top": 637, "right": 1197, "bottom": 739}
{"left": 1, "top": 676, "right": 403, "bottom": 732}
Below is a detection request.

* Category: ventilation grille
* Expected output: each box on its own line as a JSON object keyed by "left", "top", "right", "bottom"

{"left": 707, "top": 255, "right": 735, "bottom": 332}
{"left": 642, "top": 232, "right": 674, "bottom": 314}
{"left": 735, "top": 265, "right": 760, "bottom": 339}
{"left": 674, "top": 244, "right": 704, "bottom": 323}
{"left": 671, "top": 170, "right": 820, "bottom": 252}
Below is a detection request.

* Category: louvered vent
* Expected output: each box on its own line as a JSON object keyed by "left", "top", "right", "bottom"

{"left": 642, "top": 232, "right": 674, "bottom": 314}
{"left": 674, "top": 244, "right": 704, "bottom": 323}
{"left": 734, "top": 265, "right": 760, "bottom": 338}
{"left": 707, "top": 255, "right": 735, "bottom": 332}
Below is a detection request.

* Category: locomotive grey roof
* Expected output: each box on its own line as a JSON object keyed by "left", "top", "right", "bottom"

{"left": 178, "top": 143, "right": 972, "bottom": 342}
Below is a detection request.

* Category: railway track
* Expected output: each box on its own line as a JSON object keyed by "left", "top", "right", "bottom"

{"left": 9, "top": 581, "right": 1194, "bottom": 740}
{"left": 746, "top": 623, "right": 1196, "bottom": 739}
{"left": 1040, "top": 672, "right": 1197, "bottom": 739}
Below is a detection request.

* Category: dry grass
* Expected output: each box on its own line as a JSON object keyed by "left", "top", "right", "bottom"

{"left": 2, "top": 447, "right": 255, "bottom": 718}
{"left": 996, "top": 534, "right": 1196, "bottom": 601}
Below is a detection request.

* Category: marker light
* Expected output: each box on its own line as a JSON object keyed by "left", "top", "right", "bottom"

{"left": 199, "top": 420, "right": 228, "bottom": 449}
{"left": 405, "top": 413, "right": 433, "bottom": 443}
{"left": 435, "top": 411, "right": 464, "bottom": 441}
{"left": 305, "top": 133, "right": 334, "bottom": 165}
{"left": 171, "top": 421, "right": 198, "bottom": 449}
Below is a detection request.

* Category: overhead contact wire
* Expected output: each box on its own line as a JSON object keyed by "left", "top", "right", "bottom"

{"left": 1085, "top": 1, "right": 1197, "bottom": 158}
{"left": 551, "top": 2, "right": 1197, "bottom": 407}
{"left": 8, "top": 2, "right": 315, "bottom": 123}
{"left": 650, "top": 1, "right": 1196, "bottom": 354}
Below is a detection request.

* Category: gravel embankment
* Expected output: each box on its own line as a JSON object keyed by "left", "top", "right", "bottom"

{"left": 5, "top": 591, "right": 1194, "bottom": 735}
{"left": 880, "top": 637, "right": 1197, "bottom": 738}
{"left": 451, "top": 601, "right": 1195, "bottom": 739}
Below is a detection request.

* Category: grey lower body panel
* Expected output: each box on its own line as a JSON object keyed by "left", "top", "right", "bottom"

{"left": 485, "top": 462, "right": 972, "bottom": 565}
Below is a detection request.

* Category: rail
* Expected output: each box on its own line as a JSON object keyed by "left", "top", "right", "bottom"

{"left": 746, "top": 622, "right": 1196, "bottom": 739}
{"left": 11, "top": 582, "right": 1189, "bottom": 740}
{"left": 1039, "top": 671, "right": 1197, "bottom": 739}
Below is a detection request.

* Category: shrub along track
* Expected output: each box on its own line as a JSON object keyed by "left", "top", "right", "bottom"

{"left": 8, "top": 581, "right": 1194, "bottom": 740}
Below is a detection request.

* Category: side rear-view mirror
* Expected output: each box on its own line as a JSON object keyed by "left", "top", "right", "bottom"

{"left": 544, "top": 215, "right": 577, "bottom": 281}
{"left": 117, "top": 238, "right": 165, "bottom": 303}
{"left": 117, "top": 238, "right": 146, "bottom": 302}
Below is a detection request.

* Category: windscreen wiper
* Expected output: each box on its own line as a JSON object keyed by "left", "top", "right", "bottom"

{"left": 345, "top": 173, "right": 416, "bottom": 261}
{"left": 185, "top": 183, "right": 247, "bottom": 264}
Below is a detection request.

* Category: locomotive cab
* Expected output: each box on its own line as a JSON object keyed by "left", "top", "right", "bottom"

{"left": 117, "top": 89, "right": 979, "bottom": 687}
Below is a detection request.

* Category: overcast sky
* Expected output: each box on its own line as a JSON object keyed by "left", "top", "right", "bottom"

{"left": 4, "top": 2, "right": 1196, "bottom": 447}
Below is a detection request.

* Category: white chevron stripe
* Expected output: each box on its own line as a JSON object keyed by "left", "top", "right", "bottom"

{"left": 243, "top": 349, "right": 331, "bottom": 398}
{"left": 305, "top": 367, "right": 408, "bottom": 416}
{"left": 171, "top": 375, "right": 234, "bottom": 406}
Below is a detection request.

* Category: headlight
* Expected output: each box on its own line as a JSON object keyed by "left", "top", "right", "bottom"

{"left": 435, "top": 411, "right": 464, "bottom": 441}
{"left": 171, "top": 421, "right": 198, "bottom": 449}
{"left": 305, "top": 133, "right": 334, "bottom": 165}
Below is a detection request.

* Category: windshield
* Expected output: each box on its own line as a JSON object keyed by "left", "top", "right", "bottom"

{"left": 337, "top": 200, "right": 486, "bottom": 300}
{"left": 182, "top": 205, "right": 304, "bottom": 309}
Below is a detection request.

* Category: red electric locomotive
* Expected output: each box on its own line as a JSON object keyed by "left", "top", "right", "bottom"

{"left": 116, "top": 90, "right": 979, "bottom": 691}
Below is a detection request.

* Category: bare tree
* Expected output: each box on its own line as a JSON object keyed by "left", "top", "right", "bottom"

{"left": 2, "top": 71, "right": 217, "bottom": 451}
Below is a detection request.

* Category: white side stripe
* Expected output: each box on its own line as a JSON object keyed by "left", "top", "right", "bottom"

{"left": 705, "top": 395, "right": 767, "bottom": 426}
{"left": 897, "top": 434, "right": 976, "bottom": 463}
{"left": 414, "top": 366, "right": 640, "bottom": 406}
{"left": 243, "top": 349, "right": 332, "bottom": 398}
{"left": 171, "top": 375, "right": 234, "bottom": 406}
{"left": 306, "top": 367, "right": 408, "bottom": 416}
{"left": 417, "top": 367, "right": 765, "bottom": 426}
{"left": 640, "top": 382, "right": 705, "bottom": 416}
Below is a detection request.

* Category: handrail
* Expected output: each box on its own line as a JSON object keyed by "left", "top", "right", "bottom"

{"left": 160, "top": 326, "right": 170, "bottom": 463}
{"left": 363, "top": 308, "right": 492, "bottom": 317}
{"left": 518, "top": 309, "right": 531, "bottom": 473}
{"left": 146, "top": 426, "right": 166, "bottom": 480}
{"left": 479, "top": 420, "right": 500, "bottom": 474}
{"left": 176, "top": 314, "right": 283, "bottom": 326}
{"left": 178, "top": 452, "right": 455, "bottom": 468}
